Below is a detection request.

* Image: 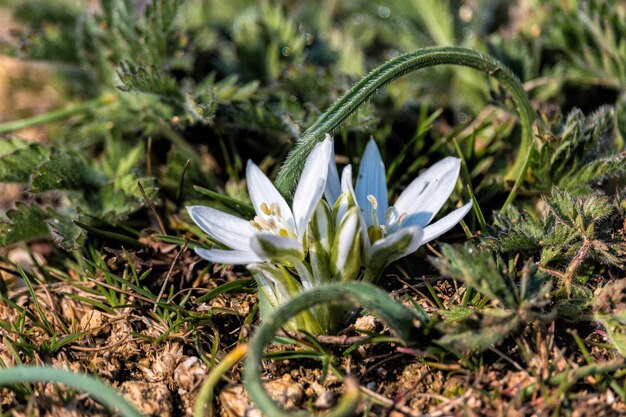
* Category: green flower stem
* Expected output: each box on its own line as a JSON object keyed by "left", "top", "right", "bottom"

{"left": 0, "top": 365, "right": 143, "bottom": 417}
{"left": 275, "top": 46, "right": 535, "bottom": 211}
{"left": 0, "top": 94, "right": 116, "bottom": 135}
{"left": 244, "top": 281, "right": 424, "bottom": 417}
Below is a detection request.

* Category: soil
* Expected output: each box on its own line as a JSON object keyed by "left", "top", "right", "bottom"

{"left": 2, "top": 243, "right": 624, "bottom": 416}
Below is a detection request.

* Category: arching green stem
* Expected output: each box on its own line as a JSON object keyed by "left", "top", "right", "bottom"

{"left": 244, "top": 281, "right": 425, "bottom": 417}
{"left": 275, "top": 46, "right": 535, "bottom": 211}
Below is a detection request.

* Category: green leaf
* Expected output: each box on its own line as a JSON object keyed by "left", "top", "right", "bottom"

{"left": 485, "top": 206, "right": 545, "bottom": 253}
{"left": 437, "top": 309, "right": 521, "bottom": 352}
{"left": 30, "top": 148, "right": 106, "bottom": 192}
{"left": 594, "top": 279, "right": 626, "bottom": 355}
{"left": 47, "top": 214, "right": 85, "bottom": 251}
{"left": 431, "top": 243, "right": 519, "bottom": 309}
{"left": 0, "top": 139, "right": 50, "bottom": 183}
{"left": 440, "top": 305, "right": 475, "bottom": 323}
{"left": 533, "top": 107, "right": 625, "bottom": 194}
{"left": 0, "top": 203, "right": 49, "bottom": 247}
{"left": 0, "top": 366, "right": 142, "bottom": 417}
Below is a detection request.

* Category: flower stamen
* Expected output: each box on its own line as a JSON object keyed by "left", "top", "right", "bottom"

{"left": 367, "top": 195, "right": 378, "bottom": 209}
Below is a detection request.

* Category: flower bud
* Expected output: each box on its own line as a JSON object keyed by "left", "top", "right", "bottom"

{"left": 330, "top": 207, "right": 362, "bottom": 281}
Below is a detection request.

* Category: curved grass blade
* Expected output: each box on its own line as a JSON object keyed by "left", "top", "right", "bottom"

{"left": 0, "top": 366, "right": 143, "bottom": 417}
{"left": 244, "top": 281, "right": 425, "bottom": 417}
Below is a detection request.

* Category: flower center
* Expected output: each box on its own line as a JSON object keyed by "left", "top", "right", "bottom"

{"left": 366, "top": 195, "right": 385, "bottom": 242}
{"left": 249, "top": 202, "right": 292, "bottom": 237}
{"left": 365, "top": 195, "right": 408, "bottom": 243}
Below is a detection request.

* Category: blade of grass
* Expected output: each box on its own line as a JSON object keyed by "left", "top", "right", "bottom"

{"left": 0, "top": 95, "right": 116, "bottom": 134}
{"left": 0, "top": 366, "right": 143, "bottom": 417}
{"left": 17, "top": 265, "right": 53, "bottom": 335}
{"left": 74, "top": 221, "right": 143, "bottom": 247}
{"left": 193, "top": 185, "right": 255, "bottom": 217}
{"left": 195, "top": 278, "right": 255, "bottom": 303}
{"left": 244, "top": 281, "right": 423, "bottom": 417}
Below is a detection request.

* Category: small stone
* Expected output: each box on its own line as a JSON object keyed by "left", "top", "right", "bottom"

{"left": 314, "top": 391, "right": 335, "bottom": 409}
{"left": 122, "top": 380, "right": 173, "bottom": 417}
{"left": 354, "top": 315, "right": 377, "bottom": 332}
{"left": 219, "top": 379, "right": 304, "bottom": 417}
{"left": 79, "top": 310, "right": 107, "bottom": 335}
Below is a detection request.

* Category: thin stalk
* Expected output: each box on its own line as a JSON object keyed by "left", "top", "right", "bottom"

{"left": 194, "top": 344, "right": 248, "bottom": 417}
{"left": 275, "top": 47, "right": 535, "bottom": 211}
{"left": 0, "top": 94, "right": 116, "bottom": 135}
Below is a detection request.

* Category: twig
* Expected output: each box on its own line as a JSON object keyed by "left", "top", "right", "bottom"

{"left": 154, "top": 243, "right": 187, "bottom": 310}
{"left": 276, "top": 329, "right": 371, "bottom": 346}
{"left": 137, "top": 180, "right": 167, "bottom": 234}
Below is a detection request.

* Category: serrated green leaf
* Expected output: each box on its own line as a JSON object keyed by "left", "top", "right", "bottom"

{"left": 30, "top": 148, "right": 106, "bottom": 192}
{"left": 0, "top": 140, "right": 50, "bottom": 183}
{"left": 95, "top": 176, "right": 156, "bottom": 221}
{"left": 437, "top": 309, "right": 520, "bottom": 352}
{"left": 47, "top": 215, "right": 85, "bottom": 251}
{"left": 485, "top": 206, "right": 545, "bottom": 253}
{"left": 0, "top": 203, "right": 49, "bottom": 247}
{"left": 440, "top": 305, "right": 475, "bottom": 323}
{"left": 431, "top": 243, "right": 519, "bottom": 309}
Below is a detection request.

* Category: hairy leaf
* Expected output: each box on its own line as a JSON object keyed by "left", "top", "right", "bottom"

{"left": 437, "top": 309, "right": 521, "bottom": 352}
{"left": 0, "top": 139, "right": 50, "bottom": 184}
{"left": 0, "top": 203, "right": 50, "bottom": 246}
{"left": 431, "top": 243, "right": 519, "bottom": 309}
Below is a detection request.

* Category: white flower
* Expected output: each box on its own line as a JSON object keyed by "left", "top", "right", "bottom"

{"left": 325, "top": 139, "right": 473, "bottom": 279}
{"left": 187, "top": 138, "right": 333, "bottom": 265}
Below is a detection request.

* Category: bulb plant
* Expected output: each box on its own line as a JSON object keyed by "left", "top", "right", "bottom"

{"left": 188, "top": 135, "right": 472, "bottom": 334}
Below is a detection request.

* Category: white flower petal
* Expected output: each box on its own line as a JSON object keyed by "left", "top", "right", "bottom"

{"left": 392, "top": 157, "right": 461, "bottom": 226}
{"left": 324, "top": 135, "right": 342, "bottom": 205}
{"left": 292, "top": 138, "right": 332, "bottom": 240}
{"left": 341, "top": 164, "right": 355, "bottom": 194}
{"left": 335, "top": 165, "right": 370, "bottom": 251}
{"left": 246, "top": 160, "right": 295, "bottom": 228}
{"left": 250, "top": 233, "right": 303, "bottom": 260}
{"left": 369, "top": 226, "right": 423, "bottom": 264}
{"left": 195, "top": 248, "right": 263, "bottom": 265}
{"left": 421, "top": 201, "right": 473, "bottom": 245}
{"left": 388, "top": 226, "right": 425, "bottom": 263}
{"left": 187, "top": 205, "right": 255, "bottom": 250}
{"left": 356, "top": 139, "right": 388, "bottom": 226}
{"left": 331, "top": 208, "right": 360, "bottom": 275}
{"left": 312, "top": 201, "right": 333, "bottom": 253}
{"left": 333, "top": 165, "right": 355, "bottom": 227}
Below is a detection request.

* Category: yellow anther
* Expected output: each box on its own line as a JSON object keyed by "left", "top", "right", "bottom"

{"left": 271, "top": 202, "right": 281, "bottom": 217}
{"left": 367, "top": 195, "right": 378, "bottom": 210}
{"left": 260, "top": 202, "right": 272, "bottom": 215}
{"left": 254, "top": 216, "right": 270, "bottom": 230}
{"left": 278, "top": 228, "right": 289, "bottom": 237}
{"left": 249, "top": 220, "right": 263, "bottom": 231}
